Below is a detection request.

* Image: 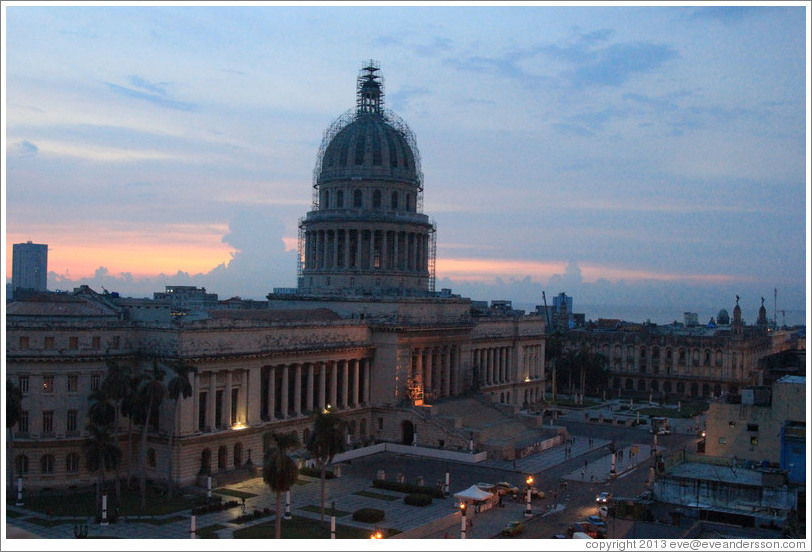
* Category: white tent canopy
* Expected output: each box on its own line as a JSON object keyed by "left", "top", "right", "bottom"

{"left": 453, "top": 485, "right": 494, "bottom": 501}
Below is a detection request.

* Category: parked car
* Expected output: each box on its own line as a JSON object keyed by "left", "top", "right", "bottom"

{"left": 476, "top": 482, "right": 496, "bottom": 492}
{"left": 493, "top": 482, "right": 519, "bottom": 495}
{"left": 597, "top": 506, "right": 609, "bottom": 519}
{"left": 502, "top": 521, "right": 525, "bottom": 536}
{"left": 596, "top": 491, "right": 612, "bottom": 503}
{"left": 656, "top": 428, "right": 671, "bottom": 436}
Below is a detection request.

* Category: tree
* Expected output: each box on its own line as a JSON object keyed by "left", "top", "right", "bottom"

{"left": 262, "top": 431, "right": 300, "bottom": 539}
{"left": 83, "top": 420, "right": 122, "bottom": 516}
{"left": 133, "top": 358, "right": 166, "bottom": 509}
{"left": 165, "top": 360, "right": 195, "bottom": 498}
{"left": 306, "top": 406, "right": 346, "bottom": 522}
{"left": 6, "top": 379, "right": 23, "bottom": 486}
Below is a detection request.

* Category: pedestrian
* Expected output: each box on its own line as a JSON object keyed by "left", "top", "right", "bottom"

{"left": 590, "top": 474, "right": 595, "bottom": 482}
{"left": 581, "top": 467, "right": 585, "bottom": 479}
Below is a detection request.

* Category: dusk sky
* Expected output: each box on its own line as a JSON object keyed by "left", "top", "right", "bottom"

{"left": 3, "top": 3, "right": 809, "bottom": 326}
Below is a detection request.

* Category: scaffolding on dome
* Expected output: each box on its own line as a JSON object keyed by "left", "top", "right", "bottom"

{"left": 296, "top": 216, "right": 306, "bottom": 286}
{"left": 428, "top": 219, "right": 437, "bottom": 293}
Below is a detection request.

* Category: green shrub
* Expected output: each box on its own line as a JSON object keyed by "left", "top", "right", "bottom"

{"left": 371, "top": 479, "right": 444, "bottom": 498}
{"left": 352, "top": 508, "right": 385, "bottom": 523}
{"left": 300, "top": 466, "right": 335, "bottom": 479}
{"left": 403, "top": 493, "right": 433, "bottom": 506}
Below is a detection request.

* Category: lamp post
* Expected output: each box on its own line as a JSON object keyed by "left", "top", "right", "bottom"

{"left": 100, "top": 493, "right": 109, "bottom": 525}
{"left": 284, "top": 490, "right": 292, "bottom": 520}
{"left": 460, "top": 502, "right": 467, "bottom": 539}
{"left": 190, "top": 514, "right": 197, "bottom": 539}
{"left": 444, "top": 463, "right": 450, "bottom": 497}
{"left": 525, "top": 475, "right": 533, "bottom": 517}
{"left": 206, "top": 476, "right": 212, "bottom": 499}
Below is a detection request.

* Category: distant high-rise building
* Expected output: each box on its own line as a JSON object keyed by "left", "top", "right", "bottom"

{"left": 12, "top": 241, "right": 48, "bottom": 297}
{"left": 684, "top": 312, "right": 699, "bottom": 327}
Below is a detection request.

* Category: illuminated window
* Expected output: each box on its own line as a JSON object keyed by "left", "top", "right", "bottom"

{"left": 42, "top": 376, "right": 54, "bottom": 393}
{"left": 750, "top": 437, "right": 758, "bottom": 446}
{"left": 718, "top": 437, "right": 727, "bottom": 445}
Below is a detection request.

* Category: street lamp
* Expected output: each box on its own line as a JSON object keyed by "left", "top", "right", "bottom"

{"left": 460, "top": 502, "right": 467, "bottom": 539}
{"left": 525, "top": 475, "right": 534, "bottom": 517}
{"left": 330, "top": 501, "right": 336, "bottom": 539}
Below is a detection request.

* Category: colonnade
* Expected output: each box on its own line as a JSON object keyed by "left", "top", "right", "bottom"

{"left": 305, "top": 228, "right": 428, "bottom": 273}
{"left": 410, "top": 345, "right": 461, "bottom": 400}
{"left": 194, "top": 369, "right": 249, "bottom": 432}
{"left": 264, "top": 358, "right": 371, "bottom": 420}
{"left": 474, "top": 345, "right": 512, "bottom": 386}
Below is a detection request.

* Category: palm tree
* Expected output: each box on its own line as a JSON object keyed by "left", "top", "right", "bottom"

{"left": 263, "top": 431, "right": 300, "bottom": 539}
{"left": 83, "top": 420, "right": 122, "bottom": 516}
{"left": 102, "top": 360, "right": 135, "bottom": 499}
{"left": 165, "top": 360, "right": 195, "bottom": 498}
{"left": 134, "top": 358, "right": 166, "bottom": 509}
{"left": 6, "top": 379, "right": 23, "bottom": 486}
{"left": 306, "top": 406, "right": 345, "bottom": 522}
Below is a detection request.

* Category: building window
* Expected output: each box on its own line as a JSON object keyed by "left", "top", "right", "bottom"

{"left": 92, "top": 336, "right": 101, "bottom": 349}
{"left": 111, "top": 336, "right": 120, "bottom": 349}
{"left": 718, "top": 437, "right": 727, "bottom": 445}
{"left": 91, "top": 373, "right": 101, "bottom": 391}
{"left": 18, "top": 375, "right": 29, "bottom": 393}
{"left": 69, "top": 337, "right": 79, "bottom": 350}
{"left": 747, "top": 423, "right": 759, "bottom": 432}
{"left": 16, "top": 455, "right": 29, "bottom": 475}
{"left": 373, "top": 189, "right": 381, "bottom": 209}
{"left": 728, "top": 421, "right": 736, "bottom": 428}
{"left": 42, "top": 410, "right": 54, "bottom": 433}
{"left": 391, "top": 191, "right": 398, "bottom": 210}
{"left": 40, "top": 454, "right": 54, "bottom": 474}
{"left": 67, "top": 375, "right": 79, "bottom": 393}
{"left": 66, "top": 453, "right": 80, "bottom": 473}
{"left": 199, "top": 391, "right": 208, "bottom": 431}
{"left": 147, "top": 448, "right": 157, "bottom": 467}
{"left": 19, "top": 411, "right": 29, "bottom": 433}
{"left": 215, "top": 390, "right": 223, "bottom": 429}
{"left": 67, "top": 409, "right": 78, "bottom": 433}
{"left": 353, "top": 189, "right": 362, "bottom": 208}
{"left": 750, "top": 436, "right": 759, "bottom": 446}
{"left": 378, "top": 417, "right": 384, "bottom": 430}
{"left": 19, "top": 336, "right": 30, "bottom": 349}
{"left": 44, "top": 336, "right": 55, "bottom": 349}
{"left": 42, "top": 376, "right": 54, "bottom": 393}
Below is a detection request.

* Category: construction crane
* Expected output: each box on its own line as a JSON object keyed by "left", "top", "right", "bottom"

{"left": 542, "top": 291, "right": 551, "bottom": 327}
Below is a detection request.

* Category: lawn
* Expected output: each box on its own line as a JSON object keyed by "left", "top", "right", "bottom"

{"left": 12, "top": 486, "right": 203, "bottom": 519}
{"left": 213, "top": 488, "right": 257, "bottom": 500}
{"left": 300, "top": 504, "right": 351, "bottom": 517}
{"left": 233, "top": 515, "right": 385, "bottom": 539}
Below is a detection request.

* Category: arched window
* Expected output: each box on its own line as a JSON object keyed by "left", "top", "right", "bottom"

{"left": 200, "top": 449, "right": 211, "bottom": 475}
{"left": 16, "top": 455, "right": 29, "bottom": 475}
{"left": 234, "top": 443, "right": 243, "bottom": 467}
{"left": 147, "top": 448, "right": 157, "bottom": 467}
{"left": 406, "top": 193, "right": 413, "bottom": 212}
{"left": 373, "top": 190, "right": 381, "bottom": 209}
{"left": 323, "top": 190, "right": 330, "bottom": 209}
{"left": 360, "top": 419, "right": 367, "bottom": 436}
{"left": 391, "top": 191, "right": 398, "bottom": 210}
{"left": 66, "top": 452, "right": 80, "bottom": 473}
{"left": 336, "top": 189, "right": 344, "bottom": 208}
{"left": 354, "top": 189, "right": 362, "bottom": 208}
{"left": 40, "top": 454, "right": 54, "bottom": 474}
{"left": 218, "top": 446, "right": 228, "bottom": 471}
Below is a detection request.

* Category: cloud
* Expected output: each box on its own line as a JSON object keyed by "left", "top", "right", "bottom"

{"left": 12, "top": 140, "right": 39, "bottom": 157}
{"left": 565, "top": 42, "right": 678, "bottom": 88}
{"left": 104, "top": 75, "right": 196, "bottom": 111}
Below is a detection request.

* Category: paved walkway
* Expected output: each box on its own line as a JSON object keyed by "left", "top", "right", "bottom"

{"left": 6, "top": 435, "right": 653, "bottom": 540}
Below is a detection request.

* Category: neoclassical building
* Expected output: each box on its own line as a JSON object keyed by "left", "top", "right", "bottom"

{"left": 558, "top": 298, "right": 796, "bottom": 400}
{"left": 5, "top": 62, "right": 547, "bottom": 490}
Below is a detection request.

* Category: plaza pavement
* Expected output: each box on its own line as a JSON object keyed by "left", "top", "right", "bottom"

{"left": 5, "top": 402, "right": 689, "bottom": 540}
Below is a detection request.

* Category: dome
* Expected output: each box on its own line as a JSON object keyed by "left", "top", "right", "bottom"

{"left": 313, "top": 61, "right": 423, "bottom": 189}
{"left": 317, "top": 111, "right": 420, "bottom": 186}
{"left": 717, "top": 308, "right": 730, "bottom": 325}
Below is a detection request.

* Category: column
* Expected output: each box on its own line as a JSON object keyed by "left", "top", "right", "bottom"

{"left": 281, "top": 364, "right": 289, "bottom": 419}
{"left": 352, "top": 359, "right": 360, "bottom": 407}
{"left": 416, "top": 350, "right": 423, "bottom": 392}
{"left": 363, "top": 358, "right": 371, "bottom": 405}
{"left": 330, "top": 361, "right": 338, "bottom": 408}
{"left": 443, "top": 347, "right": 451, "bottom": 397}
{"left": 267, "top": 366, "right": 276, "bottom": 420}
{"left": 382, "top": 230, "right": 388, "bottom": 270}
{"left": 425, "top": 350, "right": 433, "bottom": 397}
{"left": 318, "top": 361, "right": 326, "bottom": 411}
{"left": 193, "top": 372, "right": 200, "bottom": 432}
{"left": 208, "top": 371, "right": 216, "bottom": 431}
{"left": 345, "top": 228, "right": 351, "bottom": 269}
{"left": 342, "top": 360, "right": 349, "bottom": 409}
{"left": 306, "top": 364, "right": 315, "bottom": 412}
{"left": 241, "top": 369, "right": 249, "bottom": 423}
{"left": 294, "top": 364, "right": 302, "bottom": 417}
{"left": 370, "top": 231, "right": 376, "bottom": 270}
{"left": 332, "top": 230, "right": 339, "bottom": 268}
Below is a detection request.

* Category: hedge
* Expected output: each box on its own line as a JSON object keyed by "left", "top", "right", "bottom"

{"left": 372, "top": 479, "right": 444, "bottom": 499}
{"left": 403, "top": 493, "right": 433, "bottom": 507}
{"left": 352, "top": 508, "right": 386, "bottom": 523}
{"left": 299, "top": 466, "right": 335, "bottom": 479}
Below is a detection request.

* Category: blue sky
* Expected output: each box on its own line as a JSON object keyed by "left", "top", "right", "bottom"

{"left": 3, "top": 2, "right": 809, "bottom": 325}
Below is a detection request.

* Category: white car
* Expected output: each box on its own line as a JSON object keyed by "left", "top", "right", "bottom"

{"left": 595, "top": 492, "right": 612, "bottom": 503}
